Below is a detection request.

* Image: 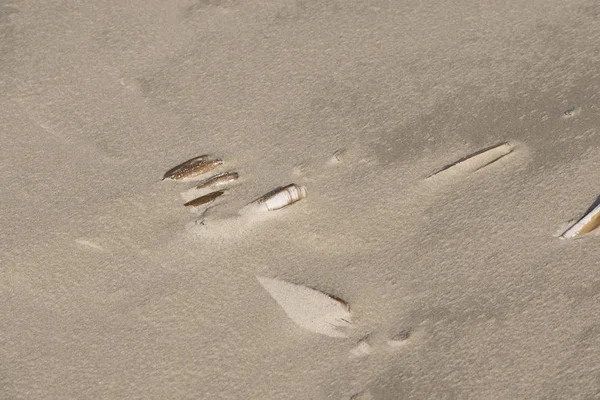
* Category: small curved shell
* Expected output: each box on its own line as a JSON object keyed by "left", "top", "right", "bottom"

{"left": 256, "top": 184, "right": 307, "bottom": 211}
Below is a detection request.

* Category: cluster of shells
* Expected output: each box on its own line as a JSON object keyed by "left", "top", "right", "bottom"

{"left": 162, "top": 133, "right": 598, "bottom": 323}
{"left": 162, "top": 154, "right": 307, "bottom": 213}
{"left": 161, "top": 129, "right": 600, "bottom": 397}
{"left": 161, "top": 114, "right": 595, "bottom": 398}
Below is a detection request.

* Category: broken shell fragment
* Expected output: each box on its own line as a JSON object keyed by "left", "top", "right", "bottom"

{"left": 195, "top": 172, "right": 239, "bottom": 190}
{"left": 562, "top": 106, "right": 581, "bottom": 119}
{"left": 163, "top": 156, "right": 223, "bottom": 181}
{"left": 561, "top": 200, "right": 600, "bottom": 239}
{"left": 255, "top": 184, "right": 307, "bottom": 211}
{"left": 184, "top": 190, "right": 225, "bottom": 207}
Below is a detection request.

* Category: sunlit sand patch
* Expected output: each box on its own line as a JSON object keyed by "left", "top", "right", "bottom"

{"left": 75, "top": 239, "right": 105, "bottom": 251}
{"left": 185, "top": 207, "right": 279, "bottom": 240}
{"left": 349, "top": 336, "right": 373, "bottom": 358}
{"left": 180, "top": 186, "right": 212, "bottom": 203}
{"left": 256, "top": 276, "right": 352, "bottom": 338}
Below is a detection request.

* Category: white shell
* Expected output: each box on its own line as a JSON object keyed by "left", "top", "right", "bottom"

{"left": 256, "top": 184, "right": 307, "bottom": 211}
{"left": 427, "top": 142, "right": 513, "bottom": 179}
{"left": 561, "top": 202, "right": 600, "bottom": 239}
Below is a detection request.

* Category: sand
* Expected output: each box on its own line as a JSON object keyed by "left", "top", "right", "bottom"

{"left": 1, "top": 0, "right": 600, "bottom": 398}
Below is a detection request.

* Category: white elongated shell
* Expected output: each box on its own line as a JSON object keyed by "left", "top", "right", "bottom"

{"left": 427, "top": 142, "right": 513, "bottom": 179}
{"left": 561, "top": 202, "right": 600, "bottom": 239}
{"left": 257, "top": 184, "right": 307, "bottom": 211}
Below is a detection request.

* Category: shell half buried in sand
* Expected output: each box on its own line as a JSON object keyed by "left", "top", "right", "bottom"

{"left": 163, "top": 156, "right": 223, "bottom": 181}
{"left": 162, "top": 155, "right": 208, "bottom": 180}
{"left": 561, "top": 201, "right": 600, "bottom": 239}
{"left": 255, "top": 184, "right": 307, "bottom": 211}
{"left": 195, "top": 172, "right": 239, "bottom": 190}
{"left": 427, "top": 142, "right": 513, "bottom": 179}
{"left": 184, "top": 190, "right": 225, "bottom": 207}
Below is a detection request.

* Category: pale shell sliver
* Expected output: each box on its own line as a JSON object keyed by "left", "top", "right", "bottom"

{"left": 257, "top": 184, "right": 307, "bottom": 211}
{"left": 561, "top": 202, "right": 600, "bottom": 238}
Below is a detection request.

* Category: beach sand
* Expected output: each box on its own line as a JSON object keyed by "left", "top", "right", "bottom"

{"left": 2, "top": 0, "right": 600, "bottom": 398}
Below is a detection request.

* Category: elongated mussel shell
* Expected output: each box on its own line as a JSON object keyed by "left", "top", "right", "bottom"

{"left": 256, "top": 184, "right": 307, "bottom": 211}
{"left": 163, "top": 156, "right": 223, "bottom": 181}
{"left": 184, "top": 190, "right": 225, "bottom": 207}
{"left": 162, "top": 155, "right": 208, "bottom": 180}
{"left": 195, "top": 172, "right": 239, "bottom": 190}
{"left": 561, "top": 201, "right": 600, "bottom": 238}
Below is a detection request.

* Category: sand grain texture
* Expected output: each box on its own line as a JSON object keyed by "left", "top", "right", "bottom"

{"left": 2, "top": 0, "right": 600, "bottom": 399}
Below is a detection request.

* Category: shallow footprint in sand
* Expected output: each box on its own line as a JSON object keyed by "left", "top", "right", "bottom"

{"left": 349, "top": 336, "right": 373, "bottom": 358}
{"left": 387, "top": 328, "right": 413, "bottom": 348}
